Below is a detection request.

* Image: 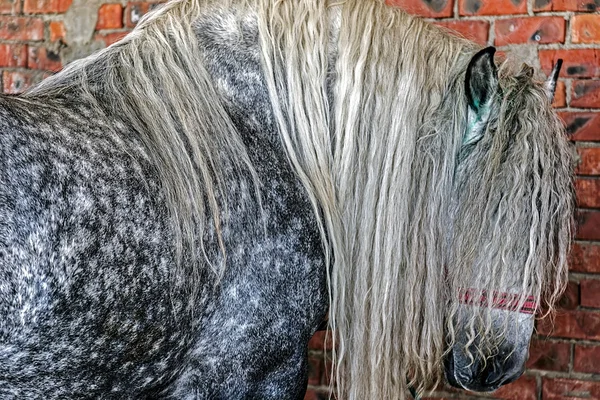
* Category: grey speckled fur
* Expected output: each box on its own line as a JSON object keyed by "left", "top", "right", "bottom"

{"left": 0, "top": 7, "right": 327, "bottom": 400}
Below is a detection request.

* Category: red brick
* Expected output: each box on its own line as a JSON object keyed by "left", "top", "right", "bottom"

{"left": 387, "top": 0, "right": 454, "bottom": 18}
{"left": 575, "top": 178, "right": 600, "bottom": 208}
{"left": 559, "top": 112, "right": 600, "bottom": 141}
{"left": 27, "top": 46, "right": 61, "bottom": 72}
{"left": 303, "top": 389, "right": 330, "bottom": 400}
{"left": 537, "top": 309, "right": 600, "bottom": 340}
{"left": 0, "top": 16, "right": 43, "bottom": 41}
{"left": 577, "top": 148, "right": 600, "bottom": 176}
{"left": 534, "top": 0, "right": 599, "bottom": 12}
{"left": 570, "top": 242, "right": 600, "bottom": 273}
{"left": 552, "top": 80, "right": 566, "bottom": 108}
{"left": 459, "top": 0, "right": 527, "bottom": 16}
{"left": 527, "top": 338, "right": 571, "bottom": 371}
{"left": 572, "top": 14, "right": 600, "bottom": 44}
{"left": 2, "top": 70, "right": 39, "bottom": 94}
{"left": 492, "top": 374, "right": 538, "bottom": 400}
{"left": 574, "top": 344, "right": 600, "bottom": 373}
{"left": 543, "top": 378, "right": 600, "bottom": 399}
{"left": 0, "top": 0, "right": 21, "bottom": 14}
{"left": 557, "top": 281, "right": 580, "bottom": 311}
{"left": 0, "top": 43, "right": 27, "bottom": 67}
{"left": 49, "top": 21, "right": 65, "bottom": 42}
{"left": 434, "top": 20, "right": 489, "bottom": 46}
{"left": 126, "top": 2, "right": 164, "bottom": 28}
{"left": 495, "top": 17, "right": 565, "bottom": 46}
{"left": 572, "top": 80, "right": 600, "bottom": 109}
{"left": 96, "top": 3, "right": 123, "bottom": 30}
{"left": 23, "top": 0, "right": 72, "bottom": 13}
{"left": 581, "top": 280, "right": 600, "bottom": 308}
{"left": 576, "top": 210, "right": 600, "bottom": 240}
{"left": 307, "top": 354, "right": 323, "bottom": 386}
{"left": 94, "top": 31, "right": 128, "bottom": 47}
{"left": 540, "top": 50, "right": 600, "bottom": 78}
{"left": 308, "top": 330, "right": 334, "bottom": 351}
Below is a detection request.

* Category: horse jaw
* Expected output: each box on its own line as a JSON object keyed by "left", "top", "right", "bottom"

{"left": 444, "top": 306, "right": 534, "bottom": 393}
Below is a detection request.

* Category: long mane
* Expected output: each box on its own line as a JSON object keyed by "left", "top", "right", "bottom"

{"left": 26, "top": 0, "right": 259, "bottom": 295}
{"left": 23, "top": 1, "right": 573, "bottom": 399}
{"left": 252, "top": 1, "right": 571, "bottom": 399}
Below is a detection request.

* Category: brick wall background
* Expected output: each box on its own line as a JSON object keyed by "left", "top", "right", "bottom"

{"left": 0, "top": 1, "right": 596, "bottom": 399}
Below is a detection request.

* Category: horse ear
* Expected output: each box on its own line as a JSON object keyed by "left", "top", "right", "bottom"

{"left": 465, "top": 47, "right": 498, "bottom": 115}
{"left": 545, "top": 59, "right": 563, "bottom": 102}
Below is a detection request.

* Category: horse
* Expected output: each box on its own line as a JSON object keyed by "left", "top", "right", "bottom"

{"left": 0, "top": 0, "right": 573, "bottom": 398}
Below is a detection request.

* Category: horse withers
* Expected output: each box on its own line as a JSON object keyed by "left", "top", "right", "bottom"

{"left": 0, "top": 0, "right": 573, "bottom": 399}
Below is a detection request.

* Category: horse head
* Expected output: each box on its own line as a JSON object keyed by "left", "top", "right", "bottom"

{"left": 444, "top": 47, "right": 572, "bottom": 392}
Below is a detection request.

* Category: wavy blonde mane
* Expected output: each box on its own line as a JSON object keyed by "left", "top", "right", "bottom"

{"left": 251, "top": 1, "right": 572, "bottom": 398}
{"left": 25, "top": 1, "right": 573, "bottom": 398}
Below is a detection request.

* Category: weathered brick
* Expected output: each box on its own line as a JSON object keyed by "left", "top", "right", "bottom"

{"left": 0, "top": 43, "right": 27, "bottom": 67}
{"left": 537, "top": 309, "right": 600, "bottom": 340}
{"left": 543, "top": 378, "right": 600, "bottom": 399}
{"left": 388, "top": 0, "right": 454, "bottom": 18}
{"left": 552, "top": 80, "right": 566, "bottom": 108}
{"left": 303, "top": 389, "right": 330, "bottom": 400}
{"left": 575, "top": 178, "right": 600, "bottom": 208}
{"left": 572, "top": 14, "right": 600, "bottom": 44}
{"left": 540, "top": 50, "right": 600, "bottom": 78}
{"left": 572, "top": 80, "right": 600, "bottom": 109}
{"left": 49, "top": 20, "right": 65, "bottom": 42}
{"left": 556, "top": 281, "right": 580, "bottom": 310}
{"left": 570, "top": 242, "right": 600, "bottom": 273}
{"left": 0, "top": 16, "right": 44, "bottom": 41}
{"left": 459, "top": 0, "right": 527, "bottom": 16}
{"left": 580, "top": 279, "right": 600, "bottom": 308}
{"left": 308, "top": 330, "right": 334, "bottom": 351}
{"left": 558, "top": 112, "right": 600, "bottom": 141}
{"left": 495, "top": 17, "right": 565, "bottom": 46}
{"left": 434, "top": 20, "right": 489, "bottom": 46}
{"left": 126, "top": 2, "right": 164, "bottom": 28}
{"left": 23, "top": 0, "right": 72, "bottom": 14}
{"left": 0, "top": 0, "right": 21, "bottom": 14}
{"left": 493, "top": 374, "right": 538, "bottom": 400}
{"left": 527, "top": 338, "right": 571, "bottom": 371}
{"left": 576, "top": 210, "right": 600, "bottom": 240}
{"left": 94, "top": 31, "right": 128, "bottom": 47}
{"left": 534, "top": 0, "right": 600, "bottom": 12}
{"left": 574, "top": 344, "right": 600, "bottom": 373}
{"left": 2, "top": 70, "right": 37, "bottom": 94}
{"left": 96, "top": 3, "right": 123, "bottom": 30}
{"left": 577, "top": 147, "right": 600, "bottom": 176}
{"left": 307, "top": 354, "right": 323, "bottom": 386}
{"left": 27, "top": 46, "right": 62, "bottom": 72}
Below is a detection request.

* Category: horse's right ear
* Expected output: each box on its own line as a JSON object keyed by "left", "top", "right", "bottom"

{"left": 465, "top": 47, "right": 498, "bottom": 115}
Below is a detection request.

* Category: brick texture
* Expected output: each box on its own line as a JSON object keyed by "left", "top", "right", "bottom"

{"left": 0, "top": 1, "right": 596, "bottom": 400}
{"left": 494, "top": 17, "right": 565, "bottom": 46}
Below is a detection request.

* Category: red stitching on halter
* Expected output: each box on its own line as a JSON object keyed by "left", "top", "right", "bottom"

{"left": 459, "top": 289, "right": 537, "bottom": 315}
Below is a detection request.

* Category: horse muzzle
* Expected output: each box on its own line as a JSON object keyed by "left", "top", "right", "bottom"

{"left": 444, "top": 341, "right": 528, "bottom": 392}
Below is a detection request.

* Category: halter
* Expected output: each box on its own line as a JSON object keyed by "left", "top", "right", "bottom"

{"left": 459, "top": 288, "right": 537, "bottom": 315}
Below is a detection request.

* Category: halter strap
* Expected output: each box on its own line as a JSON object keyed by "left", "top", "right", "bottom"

{"left": 459, "top": 289, "right": 537, "bottom": 314}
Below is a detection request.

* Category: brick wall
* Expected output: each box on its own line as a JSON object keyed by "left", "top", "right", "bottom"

{"left": 0, "top": 1, "right": 596, "bottom": 399}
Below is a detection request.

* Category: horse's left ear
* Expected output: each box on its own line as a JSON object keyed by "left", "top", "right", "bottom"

{"left": 545, "top": 59, "right": 563, "bottom": 102}
{"left": 465, "top": 47, "right": 498, "bottom": 115}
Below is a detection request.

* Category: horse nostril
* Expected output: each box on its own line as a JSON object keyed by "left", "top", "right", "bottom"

{"left": 480, "top": 361, "right": 504, "bottom": 387}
